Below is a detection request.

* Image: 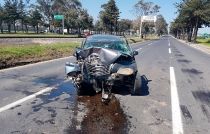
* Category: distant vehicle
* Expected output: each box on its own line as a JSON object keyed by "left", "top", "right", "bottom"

{"left": 65, "top": 35, "right": 142, "bottom": 103}
{"left": 84, "top": 32, "right": 90, "bottom": 36}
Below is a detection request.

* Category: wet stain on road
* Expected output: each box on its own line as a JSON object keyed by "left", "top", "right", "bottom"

{"left": 188, "top": 79, "right": 192, "bottom": 85}
{"left": 10, "top": 105, "right": 21, "bottom": 110}
{"left": 180, "top": 105, "right": 194, "bottom": 124}
{"left": 181, "top": 68, "right": 203, "bottom": 75}
{"left": 173, "top": 50, "right": 180, "bottom": 53}
{"left": 200, "top": 105, "right": 210, "bottom": 122}
{"left": 175, "top": 54, "right": 184, "bottom": 57}
{"left": 177, "top": 59, "right": 192, "bottom": 64}
{"left": 68, "top": 93, "right": 128, "bottom": 134}
{"left": 192, "top": 90, "right": 210, "bottom": 108}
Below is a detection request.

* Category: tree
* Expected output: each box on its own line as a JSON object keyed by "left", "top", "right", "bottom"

{"left": 94, "top": 20, "right": 104, "bottom": 34}
{"left": 131, "top": 0, "right": 160, "bottom": 38}
{"left": 155, "top": 14, "right": 168, "bottom": 36}
{"left": 118, "top": 19, "right": 132, "bottom": 32}
{"left": 30, "top": 9, "right": 42, "bottom": 33}
{"left": 4, "top": 0, "right": 19, "bottom": 33}
{"left": 131, "top": 0, "right": 160, "bottom": 17}
{"left": 61, "top": 0, "right": 82, "bottom": 34}
{"left": 99, "top": 0, "right": 120, "bottom": 34}
{"left": 173, "top": 0, "right": 210, "bottom": 42}
{"left": 76, "top": 9, "right": 93, "bottom": 36}
{"left": 0, "top": 5, "right": 6, "bottom": 33}
{"left": 17, "top": 0, "right": 26, "bottom": 33}
{"left": 36, "top": 0, "right": 56, "bottom": 32}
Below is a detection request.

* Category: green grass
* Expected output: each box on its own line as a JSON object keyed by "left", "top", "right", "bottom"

{"left": 0, "top": 43, "right": 80, "bottom": 59}
{"left": 196, "top": 38, "right": 210, "bottom": 47}
{"left": 127, "top": 35, "right": 158, "bottom": 44}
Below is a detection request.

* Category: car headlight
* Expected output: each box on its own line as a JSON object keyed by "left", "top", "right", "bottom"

{"left": 117, "top": 68, "right": 134, "bottom": 75}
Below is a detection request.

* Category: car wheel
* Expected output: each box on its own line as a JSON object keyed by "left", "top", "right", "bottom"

{"left": 74, "top": 82, "right": 86, "bottom": 96}
{"left": 129, "top": 72, "right": 142, "bottom": 95}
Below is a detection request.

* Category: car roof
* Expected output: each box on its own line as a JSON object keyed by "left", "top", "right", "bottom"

{"left": 86, "top": 35, "right": 124, "bottom": 42}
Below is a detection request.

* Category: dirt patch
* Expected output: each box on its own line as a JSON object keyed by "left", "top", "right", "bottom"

{"left": 0, "top": 38, "right": 83, "bottom": 46}
{"left": 68, "top": 93, "right": 128, "bottom": 134}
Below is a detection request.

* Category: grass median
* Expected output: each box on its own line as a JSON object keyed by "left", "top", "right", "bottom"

{"left": 127, "top": 35, "right": 158, "bottom": 44}
{"left": 0, "top": 43, "right": 80, "bottom": 69}
{"left": 0, "top": 35, "right": 159, "bottom": 69}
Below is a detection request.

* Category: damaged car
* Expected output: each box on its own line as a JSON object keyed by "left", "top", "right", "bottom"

{"left": 65, "top": 35, "right": 141, "bottom": 102}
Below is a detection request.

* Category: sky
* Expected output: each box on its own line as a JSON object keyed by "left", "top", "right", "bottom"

{"left": 0, "top": 0, "right": 209, "bottom": 33}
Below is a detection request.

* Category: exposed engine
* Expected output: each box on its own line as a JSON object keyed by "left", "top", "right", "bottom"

{"left": 65, "top": 46, "right": 141, "bottom": 103}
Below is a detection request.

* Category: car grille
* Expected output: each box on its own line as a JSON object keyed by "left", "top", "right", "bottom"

{"left": 86, "top": 62, "right": 110, "bottom": 76}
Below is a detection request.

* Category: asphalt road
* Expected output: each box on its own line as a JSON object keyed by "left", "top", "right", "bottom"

{"left": 0, "top": 35, "right": 210, "bottom": 134}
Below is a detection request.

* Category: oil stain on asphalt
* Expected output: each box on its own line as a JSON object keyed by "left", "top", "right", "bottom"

{"left": 21, "top": 76, "right": 128, "bottom": 133}
{"left": 67, "top": 93, "right": 128, "bottom": 134}
{"left": 177, "top": 59, "right": 192, "bottom": 64}
{"left": 192, "top": 90, "right": 210, "bottom": 108}
{"left": 181, "top": 68, "right": 203, "bottom": 75}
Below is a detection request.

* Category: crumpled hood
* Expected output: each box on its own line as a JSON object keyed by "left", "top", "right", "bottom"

{"left": 76, "top": 47, "right": 122, "bottom": 65}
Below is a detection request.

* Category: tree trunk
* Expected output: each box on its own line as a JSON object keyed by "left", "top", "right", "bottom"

{"left": 25, "top": 25, "right": 28, "bottom": 33}
{"left": 176, "top": 29, "right": 178, "bottom": 38}
{"left": 8, "top": 23, "right": 11, "bottom": 33}
{"left": 36, "top": 24, "right": 39, "bottom": 33}
{"left": 187, "top": 26, "right": 190, "bottom": 42}
{"left": 78, "top": 28, "right": 81, "bottom": 37}
{"left": 188, "top": 25, "right": 193, "bottom": 42}
{"left": 13, "top": 20, "right": 16, "bottom": 33}
{"left": 0, "top": 21, "right": 3, "bottom": 33}
{"left": 67, "top": 26, "right": 70, "bottom": 34}
{"left": 193, "top": 17, "right": 199, "bottom": 43}
{"left": 21, "top": 19, "right": 24, "bottom": 33}
{"left": 181, "top": 28, "right": 184, "bottom": 40}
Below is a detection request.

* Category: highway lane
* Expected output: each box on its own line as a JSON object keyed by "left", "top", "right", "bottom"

{"left": 0, "top": 36, "right": 210, "bottom": 133}
{"left": 117, "top": 35, "right": 210, "bottom": 134}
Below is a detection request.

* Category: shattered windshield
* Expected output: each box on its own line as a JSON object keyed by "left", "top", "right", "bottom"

{"left": 84, "top": 41, "right": 132, "bottom": 55}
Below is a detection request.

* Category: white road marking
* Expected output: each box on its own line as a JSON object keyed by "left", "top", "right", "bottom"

{"left": 169, "top": 43, "right": 170, "bottom": 46}
{"left": 169, "top": 48, "right": 171, "bottom": 53}
{"left": 148, "top": 43, "right": 152, "bottom": 46}
{"left": 0, "top": 79, "right": 70, "bottom": 113}
{"left": 136, "top": 48, "right": 142, "bottom": 51}
{"left": 170, "top": 67, "right": 184, "bottom": 134}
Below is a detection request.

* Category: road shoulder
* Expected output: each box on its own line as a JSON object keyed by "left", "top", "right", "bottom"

{"left": 172, "top": 36, "right": 210, "bottom": 54}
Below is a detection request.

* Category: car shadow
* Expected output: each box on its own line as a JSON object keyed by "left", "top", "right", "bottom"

{"left": 113, "top": 75, "right": 151, "bottom": 96}
{"left": 139, "top": 75, "right": 151, "bottom": 96}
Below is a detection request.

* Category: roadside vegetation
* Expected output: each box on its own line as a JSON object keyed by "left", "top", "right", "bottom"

{"left": 196, "top": 38, "right": 210, "bottom": 47}
{"left": 0, "top": 34, "right": 159, "bottom": 69}
{"left": 170, "top": 0, "right": 210, "bottom": 43}
{"left": 0, "top": 0, "right": 168, "bottom": 38}
{"left": 127, "top": 35, "right": 158, "bottom": 44}
{"left": 0, "top": 43, "right": 80, "bottom": 69}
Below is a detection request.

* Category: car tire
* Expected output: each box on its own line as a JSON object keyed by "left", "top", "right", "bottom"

{"left": 130, "top": 72, "right": 142, "bottom": 95}
{"left": 74, "top": 82, "right": 86, "bottom": 96}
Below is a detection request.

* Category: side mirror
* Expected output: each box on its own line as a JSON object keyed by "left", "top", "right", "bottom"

{"left": 133, "top": 51, "right": 138, "bottom": 56}
{"left": 73, "top": 52, "right": 77, "bottom": 57}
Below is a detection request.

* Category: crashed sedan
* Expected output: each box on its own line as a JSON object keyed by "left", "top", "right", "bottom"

{"left": 65, "top": 35, "right": 141, "bottom": 102}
